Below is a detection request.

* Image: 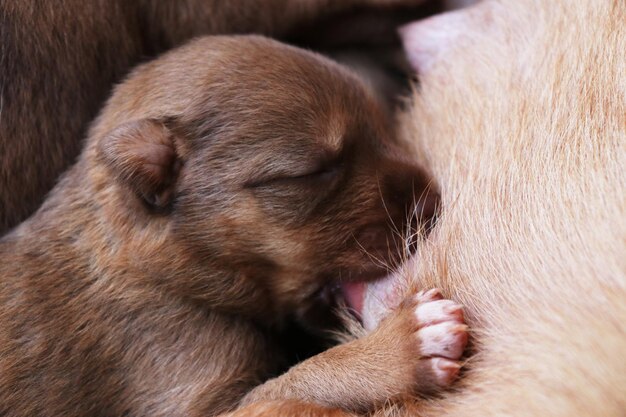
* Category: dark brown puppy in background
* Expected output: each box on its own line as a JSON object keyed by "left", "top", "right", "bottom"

{"left": 0, "top": 36, "right": 467, "bottom": 417}
{"left": 0, "top": 0, "right": 425, "bottom": 235}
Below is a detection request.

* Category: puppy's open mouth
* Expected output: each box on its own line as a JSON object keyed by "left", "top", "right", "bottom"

{"left": 338, "top": 281, "right": 366, "bottom": 319}
{"left": 313, "top": 271, "right": 386, "bottom": 325}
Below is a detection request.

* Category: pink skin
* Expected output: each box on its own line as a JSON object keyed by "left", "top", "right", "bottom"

{"left": 399, "top": 1, "right": 499, "bottom": 77}
{"left": 361, "top": 266, "right": 409, "bottom": 332}
{"left": 340, "top": 281, "right": 366, "bottom": 319}
{"left": 399, "top": 9, "right": 474, "bottom": 76}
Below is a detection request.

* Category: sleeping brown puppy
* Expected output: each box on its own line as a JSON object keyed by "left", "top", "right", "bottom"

{"left": 0, "top": 0, "right": 426, "bottom": 235}
{"left": 0, "top": 35, "right": 468, "bottom": 417}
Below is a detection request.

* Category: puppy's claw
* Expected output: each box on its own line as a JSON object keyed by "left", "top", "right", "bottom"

{"left": 452, "top": 324, "right": 469, "bottom": 334}
{"left": 443, "top": 304, "right": 464, "bottom": 315}
{"left": 430, "top": 358, "right": 462, "bottom": 386}
{"left": 416, "top": 288, "right": 443, "bottom": 303}
{"left": 418, "top": 322, "right": 468, "bottom": 359}
{"left": 416, "top": 299, "right": 464, "bottom": 326}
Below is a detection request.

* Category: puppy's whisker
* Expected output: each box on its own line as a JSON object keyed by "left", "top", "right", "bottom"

{"left": 375, "top": 174, "right": 403, "bottom": 239}
{"left": 402, "top": 180, "right": 439, "bottom": 261}
{"left": 353, "top": 236, "right": 392, "bottom": 272}
{"left": 352, "top": 228, "right": 399, "bottom": 275}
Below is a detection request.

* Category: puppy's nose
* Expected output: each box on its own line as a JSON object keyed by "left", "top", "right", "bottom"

{"left": 381, "top": 161, "right": 438, "bottom": 225}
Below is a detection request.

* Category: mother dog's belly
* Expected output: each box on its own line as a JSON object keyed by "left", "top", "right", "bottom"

{"left": 364, "top": 1, "right": 626, "bottom": 415}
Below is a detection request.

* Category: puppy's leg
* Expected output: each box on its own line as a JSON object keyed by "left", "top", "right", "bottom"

{"left": 221, "top": 401, "right": 356, "bottom": 417}
{"left": 240, "top": 289, "right": 467, "bottom": 413}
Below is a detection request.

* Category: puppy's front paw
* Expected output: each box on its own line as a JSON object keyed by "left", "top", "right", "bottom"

{"left": 413, "top": 289, "right": 468, "bottom": 387}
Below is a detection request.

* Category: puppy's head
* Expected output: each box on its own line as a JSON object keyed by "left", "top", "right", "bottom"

{"left": 92, "top": 36, "right": 436, "bottom": 329}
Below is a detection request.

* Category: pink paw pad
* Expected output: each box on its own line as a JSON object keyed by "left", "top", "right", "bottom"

{"left": 414, "top": 289, "right": 468, "bottom": 386}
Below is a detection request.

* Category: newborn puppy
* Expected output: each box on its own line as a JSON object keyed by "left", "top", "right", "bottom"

{"left": 0, "top": 36, "right": 467, "bottom": 417}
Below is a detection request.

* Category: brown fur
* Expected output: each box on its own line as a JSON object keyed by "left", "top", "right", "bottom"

{"left": 224, "top": 401, "right": 358, "bottom": 417}
{"left": 0, "top": 0, "right": 425, "bottom": 235}
{"left": 358, "top": 0, "right": 625, "bottom": 416}
{"left": 0, "top": 35, "right": 442, "bottom": 416}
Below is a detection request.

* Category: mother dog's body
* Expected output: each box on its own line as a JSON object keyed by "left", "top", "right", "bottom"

{"left": 362, "top": 1, "right": 625, "bottom": 416}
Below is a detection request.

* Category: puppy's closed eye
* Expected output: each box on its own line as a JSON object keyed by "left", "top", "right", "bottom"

{"left": 246, "top": 161, "right": 342, "bottom": 189}
{"left": 246, "top": 160, "right": 344, "bottom": 223}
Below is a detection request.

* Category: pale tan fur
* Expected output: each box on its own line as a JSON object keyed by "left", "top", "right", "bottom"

{"left": 360, "top": 0, "right": 625, "bottom": 416}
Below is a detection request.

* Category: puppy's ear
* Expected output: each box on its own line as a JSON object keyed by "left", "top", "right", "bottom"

{"left": 98, "top": 119, "right": 182, "bottom": 210}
